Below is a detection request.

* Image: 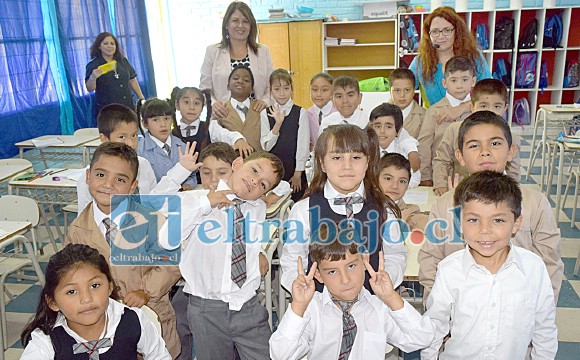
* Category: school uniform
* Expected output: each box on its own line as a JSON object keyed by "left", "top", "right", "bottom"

{"left": 319, "top": 108, "right": 369, "bottom": 134}
{"left": 77, "top": 155, "right": 191, "bottom": 213}
{"left": 22, "top": 298, "right": 171, "bottom": 359}
{"left": 418, "top": 186, "right": 564, "bottom": 303}
{"left": 261, "top": 99, "right": 310, "bottom": 201}
{"left": 138, "top": 132, "right": 197, "bottom": 189}
{"left": 270, "top": 287, "right": 435, "bottom": 360}
{"left": 280, "top": 181, "right": 408, "bottom": 293}
{"left": 173, "top": 118, "right": 211, "bottom": 156}
{"left": 381, "top": 128, "right": 421, "bottom": 188}
{"left": 401, "top": 100, "right": 425, "bottom": 140}
{"left": 64, "top": 202, "right": 182, "bottom": 358}
{"left": 422, "top": 244, "right": 557, "bottom": 360}
{"left": 157, "top": 180, "right": 271, "bottom": 360}
{"left": 215, "top": 98, "right": 263, "bottom": 151}
{"left": 432, "top": 120, "right": 523, "bottom": 189}
{"left": 307, "top": 101, "right": 337, "bottom": 146}
{"left": 417, "top": 93, "right": 472, "bottom": 181}
{"left": 398, "top": 199, "right": 428, "bottom": 232}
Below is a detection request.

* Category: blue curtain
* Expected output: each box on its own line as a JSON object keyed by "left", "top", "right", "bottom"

{"left": 0, "top": 0, "right": 61, "bottom": 158}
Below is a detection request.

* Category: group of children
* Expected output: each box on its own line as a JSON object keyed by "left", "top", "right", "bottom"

{"left": 19, "top": 56, "right": 563, "bottom": 360}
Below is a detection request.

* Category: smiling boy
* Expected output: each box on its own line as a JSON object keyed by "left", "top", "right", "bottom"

{"left": 319, "top": 76, "right": 369, "bottom": 133}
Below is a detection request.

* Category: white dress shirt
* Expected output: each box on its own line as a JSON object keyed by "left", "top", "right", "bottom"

{"left": 77, "top": 156, "right": 190, "bottom": 213}
{"left": 401, "top": 102, "right": 413, "bottom": 120}
{"left": 280, "top": 181, "right": 407, "bottom": 292}
{"left": 382, "top": 128, "right": 421, "bottom": 188}
{"left": 319, "top": 108, "right": 369, "bottom": 134}
{"left": 421, "top": 244, "right": 558, "bottom": 360}
{"left": 445, "top": 91, "right": 471, "bottom": 107}
{"left": 158, "top": 180, "right": 267, "bottom": 311}
{"left": 260, "top": 99, "right": 310, "bottom": 171}
{"left": 271, "top": 180, "right": 291, "bottom": 197}
{"left": 179, "top": 118, "right": 201, "bottom": 137}
{"left": 270, "top": 287, "right": 434, "bottom": 360}
{"left": 21, "top": 298, "right": 171, "bottom": 359}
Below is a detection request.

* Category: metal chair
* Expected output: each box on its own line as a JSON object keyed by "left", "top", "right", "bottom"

{"left": 0, "top": 195, "right": 49, "bottom": 255}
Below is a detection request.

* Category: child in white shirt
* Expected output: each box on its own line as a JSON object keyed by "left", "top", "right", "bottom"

{"left": 319, "top": 76, "right": 369, "bottom": 133}
{"left": 369, "top": 103, "right": 421, "bottom": 188}
{"left": 421, "top": 171, "right": 558, "bottom": 359}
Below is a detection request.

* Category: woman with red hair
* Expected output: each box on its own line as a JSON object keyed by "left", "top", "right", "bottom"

{"left": 409, "top": 7, "right": 491, "bottom": 117}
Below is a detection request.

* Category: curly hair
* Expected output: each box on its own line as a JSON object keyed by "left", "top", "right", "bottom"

{"left": 418, "top": 6, "right": 481, "bottom": 84}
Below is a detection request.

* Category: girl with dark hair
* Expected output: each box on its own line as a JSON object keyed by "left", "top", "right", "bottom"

{"left": 21, "top": 244, "right": 170, "bottom": 359}
{"left": 85, "top": 32, "right": 145, "bottom": 117}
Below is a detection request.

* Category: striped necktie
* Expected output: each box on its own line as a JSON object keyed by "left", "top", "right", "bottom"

{"left": 184, "top": 125, "right": 196, "bottom": 137}
{"left": 102, "top": 218, "right": 117, "bottom": 246}
{"left": 332, "top": 296, "right": 358, "bottom": 360}
{"left": 236, "top": 104, "right": 249, "bottom": 117}
{"left": 231, "top": 199, "right": 247, "bottom": 287}
{"left": 163, "top": 143, "right": 171, "bottom": 157}
{"left": 72, "top": 338, "right": 112, "bottom": 360}
{"left": 333, "top": 194, "right": 364, "bottom": 220}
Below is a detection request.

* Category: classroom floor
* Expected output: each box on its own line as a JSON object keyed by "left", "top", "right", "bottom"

{"left": 0, "top": 134, "right": 579, "bottom": 359}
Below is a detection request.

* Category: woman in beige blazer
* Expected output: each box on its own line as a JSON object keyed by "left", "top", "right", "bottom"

{"left": 200, "top": 1, "right": 274, "bottom": 119}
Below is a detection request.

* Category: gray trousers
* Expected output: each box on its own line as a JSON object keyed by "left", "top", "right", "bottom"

{"left": 173, "top": 287, "right": 194, "bottom": 360}
{"left": 187, "top": 294, "right": 271, "bottom": 360}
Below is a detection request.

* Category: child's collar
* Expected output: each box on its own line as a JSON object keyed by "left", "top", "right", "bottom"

{"left": 445, "top": 91, "right": 471, "bottom": 107}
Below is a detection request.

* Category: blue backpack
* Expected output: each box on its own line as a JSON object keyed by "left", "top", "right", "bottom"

{"left": 564, "top": 60, "right": 579, "bottom": 88}
{"left": 515, "top": 52, "right": 537, "bottom": 88}
{"left": 539, "top": 60, "right": 548, "bottom": 91}
{"left": 513, "top": 98, "right": 531, "bottom": 127}
{"left": 400, "top": 15, "right": 419, "bottom": 53}
{"left": 492, "top": 58, "right": 511, "bottom": 87}
{"left": 544, "top": 13, "right": 563, "bottom": 49}
{"left": 476, "top": 23, "right": 489, "bottom": 50}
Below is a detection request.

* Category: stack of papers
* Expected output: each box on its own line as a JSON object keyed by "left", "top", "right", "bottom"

{"left": 324, "top": 37, "right": 339, "bottom": 46}
{"left": 340, "top": 38, "right": 357, "bottom": 45}
{"left": 32, "top": 137, "right": 64, "bottom": 148}
{"left": 324, "top": 37, "right": 357, "bottom": 46}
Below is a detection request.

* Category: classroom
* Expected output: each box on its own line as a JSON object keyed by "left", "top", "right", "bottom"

{"left": 0, "top": 0, "right": 579, "bottom": 359}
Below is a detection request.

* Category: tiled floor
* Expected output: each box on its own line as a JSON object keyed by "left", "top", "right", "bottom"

{"left": 0, "top": 133, "right": 579, "bottom": 359}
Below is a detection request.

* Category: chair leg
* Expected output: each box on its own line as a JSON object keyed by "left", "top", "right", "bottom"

{"left": 562, "top": 173, "right": 574, "bottom": 210}
{"left": 573, "top": 173, "right": 579, "bottom": 230}
{"left": 574, "top": 246, "right": 580, "bottom": 277}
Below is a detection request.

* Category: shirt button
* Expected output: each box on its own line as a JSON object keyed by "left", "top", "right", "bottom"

{"left": 488, "top": 347, "right": 493, "bottom": 351}
{"left": 491, "top": 303, "right": 496, "bottom": 307}
{"left": 123, "top": 96, "right": 127, "bottom": 99}
{"left": 120, "top": 84, "right": 124, "bottom": 87}
{"left": 490, "top": 325, "right": 494, "bottom": 329}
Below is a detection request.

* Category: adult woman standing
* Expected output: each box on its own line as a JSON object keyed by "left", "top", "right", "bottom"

{"left": 200, "top": 1, "right": 273, "bottom": 119}
{"left": 409, "top": 6, "right": 491, "bottom": 120}
{"left": 85, "top": 32, "right": 144, "bottom": 116}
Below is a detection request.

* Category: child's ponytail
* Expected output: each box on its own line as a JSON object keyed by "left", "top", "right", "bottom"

{"left": 136, "top": 98, "right": 146, "bottom": 136}
{"left": 202, "top": 89, "right": 212, "bottom": 122}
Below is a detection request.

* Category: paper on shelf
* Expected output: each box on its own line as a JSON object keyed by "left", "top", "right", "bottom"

{"left": 403, "top": 190, "right": 428, "bottom": 205}
{"left": 32, "top": 137, "right": 64, "bottom": 148}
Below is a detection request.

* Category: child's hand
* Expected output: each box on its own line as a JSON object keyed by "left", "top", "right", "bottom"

{"left": 253, "top": 99, "right": 268, "bottom": 113}
{"left": 212, "top": 101, "right": 229, "bottom": 119}
{"left": 233, "top": 139, "right": 254, "bottom": 158}
{"left": 363, "top": 251, "right": 403, "bottom": 310}
{"left": 289, "top": 171, "right": 303, "bottom": 193}
{"left": 419, "top": 180, "right": 433, "bottom": 187}
{"left": 448, "top": 173, "right": 463, "bottom": 190}
{"left": 268, "top": 105, "right": 286, "bottom": 125}
{"left": 178, "top": 141, "right": 202, "bottom": 172}
{"left": 259, "top": 253, "right": 269, "bottom": 276}
{"left": 123, "top": 290, "right": 150, "bottom": 308}
{"left": 261, "top": 193, "right": 281, "bottom": 207}
{"left": 207, "top": 186, "right": 236, "bottom": 208}
{"left": 434, "top": 187, "right": 448, "bottom": 196}
{"left": 291, "top": 257, "right": 317, "bottom": 317}
{"left": 436, "top": 106, "right": 464, "bottom": 124}
{"left": 181, "top": 184, "right": 193, "bottom": 191}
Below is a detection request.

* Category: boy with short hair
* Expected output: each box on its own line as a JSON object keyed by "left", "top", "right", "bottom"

{"left": 270, "top": 236, "right": 434, "bottom": 360}
{"left": 159, "top": 151, "right": 284, "bottom": 360}
{"left": 379, "top": 153, "right": 428, "bottom": 231}
{"left": 389, "top": 68, "right": 425, "bottom": 139}
{"left": 417, "top": 56, "right": 476, "bottom": 186}
{"left": 418, "top": 112, "right": 563, "bottom": 302}
{"left": 77, "top": 103, "right": 199, "bottom": 212}
{"left": 65, "top": 142, "right": 182, "bottom": 357}
{"left": 319, "top": 76, "right": 369, "bottom": 133}
{"left": 421, "top": 171, "right": 558, "bottom": 359}
{"left": 370, "top": 103, "right": 421, "bottom": 188}
{"left": 432, "top": 78, "right": 522, "bottom": 194}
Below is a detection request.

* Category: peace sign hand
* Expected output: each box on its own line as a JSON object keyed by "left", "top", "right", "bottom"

{"left": 291, "top": 256, "right": 317, "bottom": 317}
{"left": 178, "top": 141, "right": 202, "bottom": 172}
{"left": 363, "top": 252, "right": 403, "bottom": 310}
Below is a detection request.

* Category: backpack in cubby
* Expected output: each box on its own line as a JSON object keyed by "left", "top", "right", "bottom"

{"left": 492, "top": 58, "right": 511, "bottom": 87}
{"left": 513, "top": 98, "right": 531, "bottom": 127}
{"left": 563, "top": 60, "right": 579, "bottom": 88}
{"left": 539, "top": 60, "right": 548, "bottom": 91}
{"left": 543, "top": 13, "right": 563, "bottom": 49}
{"left": 476, "top": 23, "right": 489, "bottom": 50}
{"left": 515, "top": 52, "right": 537, "bottom": 88}
{"left": 494, "top": 18, "right": 514, "bottom": 50}
{"left": 518, "top": 19, "right": 538, "bottom": 49}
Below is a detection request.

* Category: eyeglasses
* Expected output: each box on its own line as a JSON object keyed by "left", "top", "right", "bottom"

{"left": 429, "top": 27, "right": 455, "bottom": 38}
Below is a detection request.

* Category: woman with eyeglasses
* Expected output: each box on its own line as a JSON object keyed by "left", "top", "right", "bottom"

{"left": 409, "top": 7, "right": 491, "bottom": 111}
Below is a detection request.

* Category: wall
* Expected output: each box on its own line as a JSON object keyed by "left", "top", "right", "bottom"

{"left": 250, "top": 0, "right": 577, "bottom": 21}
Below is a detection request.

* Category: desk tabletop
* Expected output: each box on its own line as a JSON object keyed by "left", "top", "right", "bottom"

{"left": 539, "top": 104, "right": 580, "bottom": 113}
{"left": 0, "top": 221, "right": 32, "bottom": 242}
{"left": 83, "top": 139, "right": 102, "bottom": 148}
{"left": 0, "top": 163, "right": 33, "bottom": 182}
{"left": 16, "top": 134, "right": 99, "bottom": 148}
{"left": 9, "top": 168, "right": 78, "bottom": 188}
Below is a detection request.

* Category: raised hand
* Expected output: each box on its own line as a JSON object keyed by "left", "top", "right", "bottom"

{"left": 233, "top": 139, "right": 254, "bottom": 158}
{"left": 291, "top": 256, "right": 317, "bottom": 317}
{"left": 289, "top": 171, "right": 303, "bottom": 193}
{"left": 178, "top": 141, "right": 202, "bottom": 172}
{"left": 363, "top": 251, "right": 403, "bottom": 310}
{"left": 447, "top": 173, "right": 463, "bottom": 190}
